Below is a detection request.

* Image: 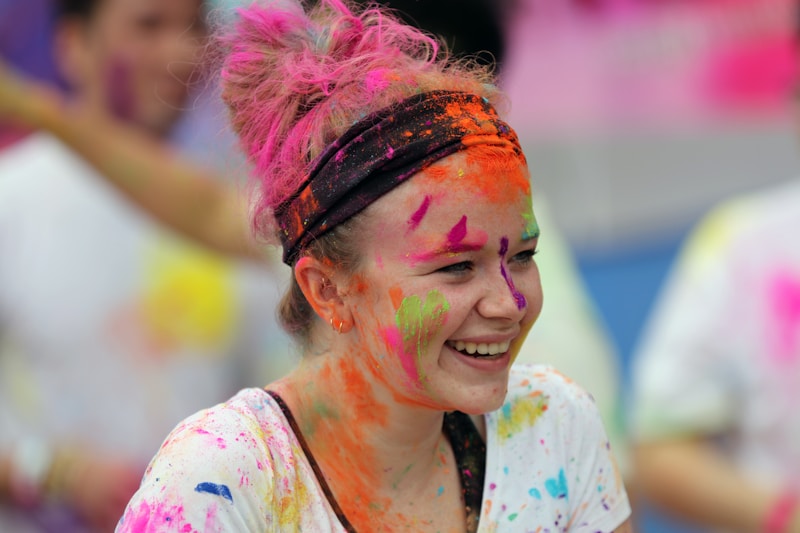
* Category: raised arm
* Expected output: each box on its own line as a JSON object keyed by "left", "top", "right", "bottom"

{"left": 0, "top": 60, "right": 262, "bottom": 261}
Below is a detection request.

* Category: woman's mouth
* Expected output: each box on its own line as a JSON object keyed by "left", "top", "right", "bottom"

{"left": 446, "top": 340, "right": 511, "bottom": 358}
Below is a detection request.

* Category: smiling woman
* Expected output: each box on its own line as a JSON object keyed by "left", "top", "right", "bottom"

{"left": 115, "top": 0, "right": 633, "bottom": 531}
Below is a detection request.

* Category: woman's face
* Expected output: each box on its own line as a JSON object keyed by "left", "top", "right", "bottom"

{"left": 342, "top": 147, "right": 542, "bottom": 414}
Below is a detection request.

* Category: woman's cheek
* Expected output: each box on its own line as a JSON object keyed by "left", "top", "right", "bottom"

{"left": 510, "top": 277, "right": 543, "bottom": 364}
{"left": 384, "top": 290, "right": 451, "bottom": 387}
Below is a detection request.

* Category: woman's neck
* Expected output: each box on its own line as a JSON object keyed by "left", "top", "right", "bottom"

{"left": 271, "top": 350, "right": 456, "bottom": 527}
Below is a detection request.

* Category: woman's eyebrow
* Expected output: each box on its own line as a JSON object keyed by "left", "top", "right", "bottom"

{"left": 409, "top": 240, "right": 486, "bottom": 264}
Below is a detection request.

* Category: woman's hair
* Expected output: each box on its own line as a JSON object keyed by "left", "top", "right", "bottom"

{"left": 219, "top": 0, "right": 502, "bottom": 340}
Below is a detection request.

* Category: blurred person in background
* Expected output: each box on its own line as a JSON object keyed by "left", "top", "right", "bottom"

{"left": 0, "top": 0, "right": 293, "bottom": 531}
{"left": 631, "top": 180, "right": 800, "bottom": 533}
{"left": 630, "top": 7, "right": 800, "bottom": 531}
{"left": 0, "top": 0, "right": 631, "bottom": 486}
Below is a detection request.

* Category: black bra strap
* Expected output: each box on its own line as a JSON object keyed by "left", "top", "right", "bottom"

{"left": 265, "top": 390, "right": 357, "bottom": 533}
{"left": 265, "top": 390, "right": 485, "bottom": 533}
{"left": 443, "top": 411, "right": 486, "bottom": 532}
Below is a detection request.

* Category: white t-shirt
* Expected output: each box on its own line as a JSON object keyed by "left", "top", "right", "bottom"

{"left": 118, "top": 364, "right": 630, "bottom": 532}
{"left": 0, "top": 133, "right": 296, "bottom": 532}
{"left": 632, "top": 179, "right": 800, "bottom": 489}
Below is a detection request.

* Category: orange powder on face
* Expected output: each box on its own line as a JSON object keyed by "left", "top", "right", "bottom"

{"left": 389, "top": 286, "right": 404, "bottom": 310}
{"left": 349, "top": 273, "right": 369, "bottom": 295}
{"left": 463, "top": 146, "right": 530, "bottom": 204}
{"left": 417, "top": 147, "right": 530, "bottom": 208}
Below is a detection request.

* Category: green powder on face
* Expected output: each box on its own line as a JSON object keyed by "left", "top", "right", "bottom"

{"left": 395, "top": 290, "right": 450, "bottom": 384}
{"left": 521, "top": 210, "right": 540, "bottom": 241}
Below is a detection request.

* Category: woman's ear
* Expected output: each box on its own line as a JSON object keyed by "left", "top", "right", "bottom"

{"left": 294, "top": 256, "right": 353, "bottom": 333}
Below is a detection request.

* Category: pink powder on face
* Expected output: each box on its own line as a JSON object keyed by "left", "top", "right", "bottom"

{"left": 407, "top": 195, "right": 432, "bottom": 232}
{"left": 381, "top": 326, "right": 418, "bottom": 386}
{"left": 405, "top": 215, "right": 491, "bottom": 265}
{"left": 447, "top": 216, "right": 468, "bottom": 245}
{"left": 407, "top": 241, "right": 484, "bottom": 266}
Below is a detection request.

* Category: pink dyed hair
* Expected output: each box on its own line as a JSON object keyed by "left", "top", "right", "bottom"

{"left": 218, "top": 0, "right": 502, "bottom": 243}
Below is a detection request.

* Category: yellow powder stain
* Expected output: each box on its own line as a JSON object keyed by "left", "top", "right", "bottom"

{"left": 141, "top": 240, "right": 236, "bottom": 353}
{"left": 496, "top": 394, "right": 549, "bottom": 443}
{"left": 276, "top": 473, "right": 312, "bottom": 528}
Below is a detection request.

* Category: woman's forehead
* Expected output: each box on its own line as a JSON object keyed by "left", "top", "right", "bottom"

{"left": 382, "top": 151, "right": 529, "bottom": 215}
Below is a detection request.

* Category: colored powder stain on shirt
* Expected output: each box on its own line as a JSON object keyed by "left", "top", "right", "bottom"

{"left": 529, "top": 487, "right": 542, "bottom": 500}
{"left": 276, "top": 478, "right": 313, "bottom": 528}
{"left": 194, "top": 482, "right": 233, "bottom": 503}
{"left": 395, "top": 290, "right": 451, "bottom": 383}
{"left": 498, "top": 237, "right": 527, "bottom": 310}
{"left": 508, "top": 512, "right": 518, "bottom": 521}
{"left": 496, "top": 394, "right": 549, "bottom": 442}
{"left": 768, "top": 270, "right": 800, "bottom": 363}
{"left": 119, "top": 499, "right": 191, "bottom": 532}
{"left": 545, "top": 468, "right": 569, "bottom": 500}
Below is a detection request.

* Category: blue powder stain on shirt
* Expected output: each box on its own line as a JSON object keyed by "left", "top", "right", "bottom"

{"left": 544, "top": 468, "right": 569, "bottom": 500}
{"left": 195, "top": 482, "right": 233, "bottom": 503}
{"left": 529, "top": 487, "right": 542, "bottom": 500}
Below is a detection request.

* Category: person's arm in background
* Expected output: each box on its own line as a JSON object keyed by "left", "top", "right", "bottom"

{"left": 635, "top": 439, "right": 800, "bottom": 532}
{"left": 630, "top": 198, "right": 800, "bottom": 533}
{"left": 0, "top": 60, "right": 260, "bottom": 262}
{"left": 0, "top": 444, "right": 141, "bottom": 531}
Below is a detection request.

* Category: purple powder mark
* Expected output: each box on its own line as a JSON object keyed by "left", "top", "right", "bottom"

{"left": 447, "top": 216, "right": 468, "bottom": 245}
{"left": 106, "top": 57, "right": 136, "bottom": 122}
{"left": 195, "top": 482, "right": 233, "bottom": 503}
{"left": 499, "top": 237, "right": 527, "bottom": 310}
{"left": 407, "top": 195, "right": 431, "bottom": 231}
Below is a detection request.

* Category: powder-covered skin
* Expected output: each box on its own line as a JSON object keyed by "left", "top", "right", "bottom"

{"left": 116, "top": 365, "right": 631, "bottom": 532}
{"left": 394, "top": 290, "right": 451, "bottom": 385}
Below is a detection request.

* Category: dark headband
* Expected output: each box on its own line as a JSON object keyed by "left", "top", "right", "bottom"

{"left": 274, "top": 90, "right": 523, "bottom": 265}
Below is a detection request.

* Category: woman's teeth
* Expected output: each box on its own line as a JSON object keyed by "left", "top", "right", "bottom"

{"left": 447, "top": 340, "right": 510, "bottom": 357}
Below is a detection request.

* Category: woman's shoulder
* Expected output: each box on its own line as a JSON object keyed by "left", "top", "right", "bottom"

{"left": 118, "top": 389, "right": 315, "bottom": 531}
{"left": 506, "top": 363, "right": 597, "bottom": 407}
{"left": 486, "top": 364, "right": 602, "bottom": 441}
{"left": 160, "top": 388, "right": 283, "bottom": 445}
{"left": 151, "top": 388, "right": 305, "bottom": 476}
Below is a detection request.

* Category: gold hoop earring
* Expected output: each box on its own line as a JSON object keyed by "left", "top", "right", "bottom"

{"left": 329, "top": 317, "right": 335, "bottom": 330}
{"left": 338, "top": 320, "right": 344, "bottom": 334}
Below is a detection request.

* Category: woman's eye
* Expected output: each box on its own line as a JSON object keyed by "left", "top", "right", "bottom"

{"left": 511, "top": 249, "right": 538, "bottom": 266}
{"left": 437, "top": 261, "right": 473, "bottom": 275}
